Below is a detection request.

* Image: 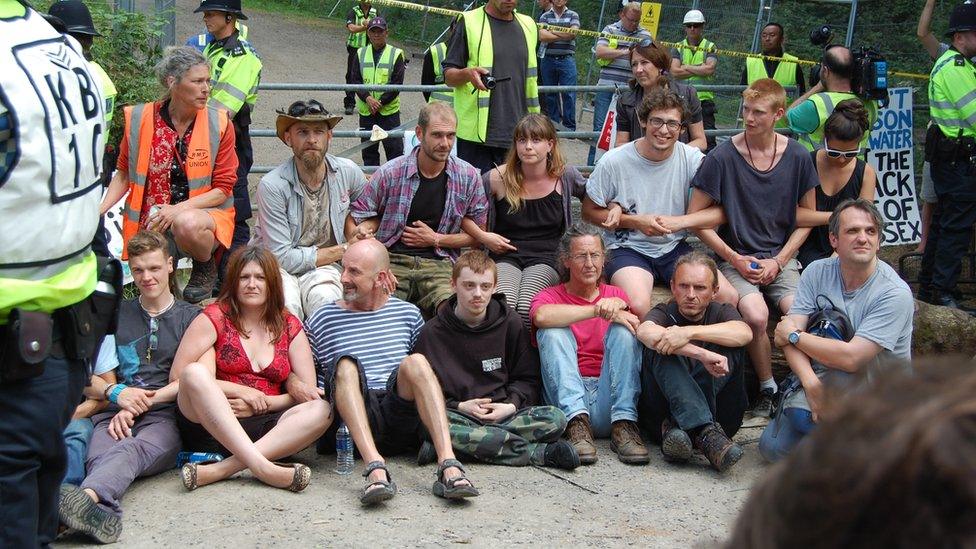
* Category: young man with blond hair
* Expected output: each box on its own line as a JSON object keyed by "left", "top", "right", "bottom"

{"left": 414, "top": 250, "right": 579, "bottom": 470}
{"left": 688, "top": 78, "right": 819, "bottom": 419}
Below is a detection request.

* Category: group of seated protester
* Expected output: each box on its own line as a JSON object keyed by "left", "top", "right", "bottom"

{"left": 62, "top": 47, "right": 914, "bottom": 544}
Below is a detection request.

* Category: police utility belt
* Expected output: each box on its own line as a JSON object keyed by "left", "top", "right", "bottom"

{"left": 925, "top": 124, "right": 976, "bottom": 164}
{"left": 0, "top": 257, "right": 122, "bottom": 384}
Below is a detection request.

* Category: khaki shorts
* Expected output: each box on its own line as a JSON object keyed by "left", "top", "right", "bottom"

{"left": 389, "top": 253, "right": 454, "bottom": 314}
{"left": 719, "top": 258, "right": 800, "bottom": 308}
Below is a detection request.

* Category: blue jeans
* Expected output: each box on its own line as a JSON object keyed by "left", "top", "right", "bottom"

{"left": 63, "top": 418, "right": 94, "bottom": 486}
{"left": 537, "top": 324, "right": 641, "bottom": 438}
{"left": 759, "top": 411, "right": 811, "bottom": 462}
{"left": 587, "top": 90, "right": 615, "bottom": 165}
{"left": 541, "top": 55, "right": 577, "bottom": 131}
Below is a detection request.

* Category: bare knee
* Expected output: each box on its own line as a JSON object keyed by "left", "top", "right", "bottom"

{"left": 739, "top": 301, "right": 769, "bottom": 332}
{"left": 170, "top": 210, "right": 206, "bottom": 242}
{"left": 398, "top": 353, "right": 434, "bottom": 385}
{"left": 179, "top": 362, "right": 213, "bottom": 389}
{"left": 301, "top": 398, "right": 333, "bottom": 431}
{"left": 334, "top": 358, "right": 361, "bottom": 388}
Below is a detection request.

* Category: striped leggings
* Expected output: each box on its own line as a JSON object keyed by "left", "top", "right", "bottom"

{"left": 496, "top": 262, "right": 559, "bottom": 330}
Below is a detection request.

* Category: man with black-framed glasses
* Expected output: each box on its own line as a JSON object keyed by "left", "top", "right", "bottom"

{"left": 252, "top": 100, "right": 369, "bottom": 320}
{"left": 582, "top": 89, "right": 728, "bottom": 320}
{"left": 58, "top": 231, "right": 199, "bottom": 543}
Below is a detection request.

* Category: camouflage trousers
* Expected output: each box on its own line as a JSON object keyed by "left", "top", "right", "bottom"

{"left": 447, "top": 406, "right": 567, "bottom": 466}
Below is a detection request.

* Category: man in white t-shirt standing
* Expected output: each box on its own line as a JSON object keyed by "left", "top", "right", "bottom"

{"left": 583, "top": 89, "right": 727, "bottom": 318}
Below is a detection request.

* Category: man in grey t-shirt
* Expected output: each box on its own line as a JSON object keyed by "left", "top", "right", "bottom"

{"left": 689, "top": 79, "right": 818, "bottom": 419}
{"left": 759, "top": 199, "right": 914, "bottom": 461}
{"left": 584, "top": 89, "right": 722, "bottom": 318}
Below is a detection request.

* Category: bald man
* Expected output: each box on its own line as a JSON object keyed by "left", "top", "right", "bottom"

{"left": 304, "top": 239, "right": 480, "bottom": 504}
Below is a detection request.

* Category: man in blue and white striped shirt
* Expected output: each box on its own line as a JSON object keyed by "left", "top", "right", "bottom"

{"left": 304, "top": 239, "right": 480, "bottom": 504}
{"left": 538, "top": 0, "right": 580, "bottom": 131}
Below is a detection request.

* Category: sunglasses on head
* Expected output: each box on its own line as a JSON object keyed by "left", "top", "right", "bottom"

{"left": 629, "top": 37, "right": 656, "bottom": 50}
{"left": 824, "top": 146, "right": 861, "bottom": 158}
{"left": 287, "top": 99, "right": 327, "bottom": 117}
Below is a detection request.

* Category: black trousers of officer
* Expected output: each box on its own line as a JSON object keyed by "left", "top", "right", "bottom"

{"left": 360, "top": 111, "right": 404, "bottom": 167}
{"left": 919, "top": 158, "right": 976, "bottom": 293}
{"left": 0, "top": 338, "right": 86, "bottom": 546}
{"left": 701, "top": 99, "right": 717, "bottom": 153}
{"left": 345, "top": 46, "right": 359, "bottom": 110}
{"left": 219, "top": 112, "right": 254, "bottom": 283}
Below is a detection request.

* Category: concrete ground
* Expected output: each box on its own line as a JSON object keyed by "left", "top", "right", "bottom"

{"left": 57, "top": 4, "right": 770, "bottom": 546}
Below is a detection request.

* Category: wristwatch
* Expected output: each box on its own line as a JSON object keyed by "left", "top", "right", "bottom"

{"left": 788, "top": 330, "right": 802, "bottom": 345}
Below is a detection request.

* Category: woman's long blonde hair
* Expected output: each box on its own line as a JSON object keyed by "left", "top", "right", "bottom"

{"left": 500, "top": 114, "right": 566, "bottom": 213}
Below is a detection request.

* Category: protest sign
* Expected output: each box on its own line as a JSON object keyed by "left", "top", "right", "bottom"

{"left": 867, "top": 87, "right": 921, "bottom": 246}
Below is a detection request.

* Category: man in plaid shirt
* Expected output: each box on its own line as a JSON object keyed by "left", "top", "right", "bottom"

{"left": 348, "top": 102, "right": 487, "bottom": 316}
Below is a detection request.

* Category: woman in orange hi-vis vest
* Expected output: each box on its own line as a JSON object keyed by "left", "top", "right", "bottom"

{"left": 100, "top": 46, "right": 238, "bottom": 303}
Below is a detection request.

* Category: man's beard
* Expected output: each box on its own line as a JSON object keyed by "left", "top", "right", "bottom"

{"left": 300, "top": 149, "right": 325, "bottom": 171}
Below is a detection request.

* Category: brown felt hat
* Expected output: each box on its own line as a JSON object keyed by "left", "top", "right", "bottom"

{"left": 275, "top": 99, "right": 342, "bottom": 143}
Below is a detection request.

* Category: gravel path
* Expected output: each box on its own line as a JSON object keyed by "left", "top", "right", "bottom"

{"left": 59, "top": 3, "right": 768, "bottom": 546}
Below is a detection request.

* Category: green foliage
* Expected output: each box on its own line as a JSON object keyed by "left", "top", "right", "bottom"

{"left": 37, "top": 0, "right": 165, "bottom": 144}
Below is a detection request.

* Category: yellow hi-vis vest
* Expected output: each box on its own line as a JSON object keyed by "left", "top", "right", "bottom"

{"left": 89, "top": 61, "right": 117, "bottom": 126}
{"left": 455, "top": 7, "right": 540, "bottom": 144}
{"left": 346, "top": 4, "right": 377, "bottom": 49}
{"left": 745, "top": 53, "right": 799, "bottom": 90}
{"left": 679, "top": 38, "right": 715, "bottom": 101}
{"left": 428, "top": 41, "right": 454, "bottom": 103}
{"left": 0, "top": 7, "right": 106, "bottom": 323}
{"left": 929, "top": 48, "right": 976, "bottom": 139}
{"left": 795, "top": 91, "right": 878, "bottom": 153}
{"left": 356, "top": 44, "right": 404, "bottom": 116}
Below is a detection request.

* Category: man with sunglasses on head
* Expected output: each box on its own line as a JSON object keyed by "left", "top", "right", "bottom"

{"left": 583, "top": 89, "right": 724, "bottom": 320}
{"left": 253, "top": 100, "right": 368, "bottom": 320}
{"left": 58, "top": 231, "right": 199, "bottom": 543}
{"left": 669, "top": 10, "right": 718, "bottom": 152}
{"left": 786, "top": 45, "right": 877, "bottom": 155}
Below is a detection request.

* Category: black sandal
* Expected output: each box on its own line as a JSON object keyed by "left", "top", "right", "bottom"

{"left": 360, "top": 460, "right": 397, "bottom": 505}
{"left": 432, "top": 459, "right": 480, "bottom": 499}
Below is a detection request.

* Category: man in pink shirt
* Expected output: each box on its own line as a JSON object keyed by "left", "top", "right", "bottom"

{"left": 530, "top": 224, "right": 648, "bottom": 465}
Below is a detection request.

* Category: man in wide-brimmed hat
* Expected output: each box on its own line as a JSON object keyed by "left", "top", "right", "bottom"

{"left": 251, "top": 99, "right": 370, "bottom": 320}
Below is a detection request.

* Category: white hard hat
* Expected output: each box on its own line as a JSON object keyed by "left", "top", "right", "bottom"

{"left": 683, "top": 9, "right": 705, "bottom": 24}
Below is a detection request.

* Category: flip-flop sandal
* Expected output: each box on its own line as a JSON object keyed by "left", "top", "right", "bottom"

{"left": 432, "top": 459, "right": 480, "bottom": 500}
{"left": 360, "top": 460, "right": 397, "bottom": 505}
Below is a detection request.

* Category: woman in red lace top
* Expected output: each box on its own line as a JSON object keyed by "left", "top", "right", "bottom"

{"left": 175, "top": 246, "right": 332, "bottom": 491}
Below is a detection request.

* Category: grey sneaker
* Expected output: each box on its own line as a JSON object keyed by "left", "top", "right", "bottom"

{"left": 416, "top": 440, "right": 436, "bottom": 466}
{"left": 58, "top": 484, "right": 122, "bottom": 544}
{"left": 543, "top": 440, "right": 581, "bottom": 470}
{"left": 748, "top": 387, "right": 777, "bottom": 419}
{"left": 660, "top": 418, "right": 693, "bottom": 463}
{"left": 694, "top": 423, "right": 744, "bottom": 472}
{"left": 183, "top": 257, "right": 217, "bottom": 304}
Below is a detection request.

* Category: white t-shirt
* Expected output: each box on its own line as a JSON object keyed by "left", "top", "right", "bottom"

{"left": 586, "top": 141, "right": 704, "bottom": 258}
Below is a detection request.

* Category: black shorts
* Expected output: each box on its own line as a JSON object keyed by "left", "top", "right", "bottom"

{"left": 177, "top": 409, "right": 285, "bottom": 456}
{"left": 319, "top": 355, "right": 423, "bottom": 456}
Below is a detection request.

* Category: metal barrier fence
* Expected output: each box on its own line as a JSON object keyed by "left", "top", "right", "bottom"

{"left": 248, "top": 82, "right": 801, "bottom": 173}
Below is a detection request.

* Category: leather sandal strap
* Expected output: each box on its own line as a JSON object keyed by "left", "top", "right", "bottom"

{"left": 363, "top": 460, "right": 391, "bottom": 478}
{"left": 436, "top": 458, "right": 466, "bottom": 477}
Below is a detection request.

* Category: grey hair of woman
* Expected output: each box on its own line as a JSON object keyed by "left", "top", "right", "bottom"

{"left": 555, "top": 223, "right": 606, "bottom": 283}
{"left": 154, "top": 46, "right": 209, "bottom": 100}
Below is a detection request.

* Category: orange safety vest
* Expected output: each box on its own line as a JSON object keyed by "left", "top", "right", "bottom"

{"left": 121, "top": 103, "right": 235, "bottom": 258}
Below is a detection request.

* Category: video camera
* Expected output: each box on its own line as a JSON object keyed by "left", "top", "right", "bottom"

{"left": 807, "top": 25, "right": 889, "bottom": 107}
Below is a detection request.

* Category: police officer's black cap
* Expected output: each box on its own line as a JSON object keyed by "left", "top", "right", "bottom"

{"left": 48, "top": 0, "right": 101, "bottom": 36}
{"left": 946, "top": 2, "right": 976, "bottom": 36}
{"left": 193, "top": 0, "right": 248, "bottom": 20}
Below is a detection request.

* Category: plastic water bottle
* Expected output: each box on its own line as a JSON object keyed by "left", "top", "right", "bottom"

{"left": 176, "top": 451, "right": 224, "bottom": 468}
{"left": 335, "top": 422, "right": 354, "bottom": 475}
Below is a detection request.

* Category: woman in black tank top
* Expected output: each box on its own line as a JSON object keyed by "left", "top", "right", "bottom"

{"left": 462, "top": 114, "right": 585, "bottom": 327}
{"left": 796, "top": 99, "right": 877, "bottom": 268}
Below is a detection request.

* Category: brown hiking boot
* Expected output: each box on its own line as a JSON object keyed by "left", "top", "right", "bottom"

{"left": 694, "top": 423, "right": 744, "bottom": 472}
{"left": 184, "top": 257, "right": 217, "bottom": 304}
{"left": 564, "top": 414, "right": 597, "bottom": 465}
{"left": 610, "top": 420, "right": 649, "bottom": 464}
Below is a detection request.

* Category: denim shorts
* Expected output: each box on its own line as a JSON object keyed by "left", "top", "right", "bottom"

{"left": 604, "top": 241, "right": 694, "bottom": 284}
